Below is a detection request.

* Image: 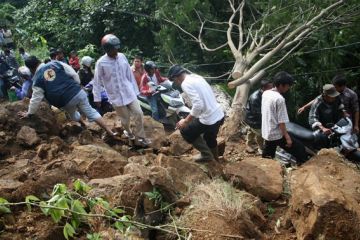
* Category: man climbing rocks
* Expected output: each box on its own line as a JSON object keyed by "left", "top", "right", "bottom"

{"left": 168, "top": 64, "right": 224, "bottom": 162}
{"left": 18, "top": 56, "right": 115, "bottom": 137}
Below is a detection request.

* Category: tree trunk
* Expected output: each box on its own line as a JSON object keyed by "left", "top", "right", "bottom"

{"left": 221, "top": 81, "right": 251, "bottom": 140}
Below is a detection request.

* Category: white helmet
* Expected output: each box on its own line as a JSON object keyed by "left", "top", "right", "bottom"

{"left": 18, "top": 66, "right": 31, "bottom": 78}
{"left": 81, "top": 56, "right": 93, "bottom": 67}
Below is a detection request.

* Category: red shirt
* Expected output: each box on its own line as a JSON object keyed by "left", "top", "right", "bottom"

{"left": 140, "top": 69, "right": 167, "bottom": 96}
{"left": 131, "top": 66, "right": 145, "bottom": 88}
{"left": 69, "top": 56, "right": 80, "bottom": 71}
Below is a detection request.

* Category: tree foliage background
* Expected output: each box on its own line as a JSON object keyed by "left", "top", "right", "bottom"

{"left": 1, "top": 0, "right": 360, "bottom": 125}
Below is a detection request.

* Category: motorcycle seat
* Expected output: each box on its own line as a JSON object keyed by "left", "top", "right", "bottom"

{"left": 286, "top": 122, "right": 315, "bottom": 141}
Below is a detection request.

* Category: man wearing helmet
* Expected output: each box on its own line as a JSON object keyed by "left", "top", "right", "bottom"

{"left": 168, "top": 65, "right": 225, "bottom": 162}
{"left": 93, "top": 34, "right": 149, "bottom": 145}
{"left": 79, "top": 56, "right": 94, "bottom": 87}
{"left": 140, "top": 61, "right": 168, "bottom": 121}
{"left": 9, "top": 66, "right": 33, "bottom": 100}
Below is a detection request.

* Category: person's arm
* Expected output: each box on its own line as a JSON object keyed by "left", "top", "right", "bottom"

{"left": 125, "top": 58, "right": 140, "bottom": 96}
{"left": 279, "top": 123, "right": 292, "bottom": 147}
{"left": 15, "top": 80, "right": 31, "bottom": 99}
{"left": 139, "top": 75, "right": 152, "bottom": 95}
{"left": 298, "top": 99, "right": 315, "bottom": 114}
{"left": 351, "top": 92, "right": 359, "bottom": 133}
{"left": 60, "top": 62, "right": 80, "bottom": 84}
{"left": 176, "top": 82, "right": 203, "bottom": 129}
{"left": 92, "top": 61, "right": 103, "bottom": 104}
{"left": 27, "top": 86, "right": 45, "bottom": 115}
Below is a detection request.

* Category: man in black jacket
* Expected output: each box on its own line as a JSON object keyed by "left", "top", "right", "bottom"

{"left": 244, "top": 79, "right": 273, "bottom": 154}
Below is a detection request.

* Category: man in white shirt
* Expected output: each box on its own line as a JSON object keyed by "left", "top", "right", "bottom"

{"left": 168, "top": 65, "right": 224, "bottom": 162}
{"left": 261, "top": 71, "right": 307, "bottom": 164}
{"left": 93, "top": 34, "right": 149, "bottom": 145}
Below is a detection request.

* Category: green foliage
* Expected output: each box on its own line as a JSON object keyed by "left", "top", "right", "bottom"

{"left": 64, "top": 222, "right": 76, "bottom": 240}
{"left": 0, "top": 3, "right": 16, "bottom": 26}
{"left": 145, "top": 187, "right": 171, "bottom": 212}
{"left": 77, "top": 44, "right": 99, "bottom": 60}
{"left": 0, "top": 179, "right": 132, "bottom": 239}
{"left": 87, "top": 233, "right": 102, "bottom": 240}
{"left": 0, "top": 197, "right": 11, "bottom": 214}
{"left": 267, "top": 204, "right": 275, "bottom": 216}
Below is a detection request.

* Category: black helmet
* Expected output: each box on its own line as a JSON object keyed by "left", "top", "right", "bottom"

{"left": 144, "top": 61, "right": 157, "bottom": 72}
{"left": 168, "top": 65, "right": 188, "bottom": 81}
{"left": 101, "top": 34, "right": 121, "bottom": 53}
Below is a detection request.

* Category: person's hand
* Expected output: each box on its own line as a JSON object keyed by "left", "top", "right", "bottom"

{"left": 18, "top": 111, "right": 29, "bottom": 119}
{"left": 353, "top": 126, "right": 359, "bottom": 134}
{"left": 285, "top": 135, "right": 292, "bottom": 148}
{"left": 176, "top": 119, "right": 188, "bottom": 130}
{"left": 94, "top": 102, "right": 101, "bottom": 108}
{"left": 297, "top": 107, "right": 305, "bottom": 115}
{"left": 321, "top": 127, "right": 332, "bottom": 135}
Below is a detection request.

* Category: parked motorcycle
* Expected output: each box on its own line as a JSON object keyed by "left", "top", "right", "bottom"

{"left": 84, "top": 82, "right": 113, "bottom": 116}
{"left": 138, "top": 83, "right": 190, "bottom": 126}
{"left": 286, "top": 117, "right": 360, "bottom": 162}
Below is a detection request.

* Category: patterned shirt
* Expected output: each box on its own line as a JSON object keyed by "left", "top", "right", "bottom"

{"left": 261, "top": 89, "right": 289, "bottom": 141}
{"left": 93, "top": 53, "right": 139, "bottom": 107}
{"left": 340, "top": 87, "right": 359, "bottom": 117}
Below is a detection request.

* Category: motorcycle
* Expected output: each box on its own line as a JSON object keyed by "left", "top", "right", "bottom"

{"left": 3, "top": 68, "right": 21, "bottom": 89}
{"left": 137, "top": 82, "right": 190, "bottom": 126}
{"left": 84, "top": 82, "right": 113, "bottom": 116}
{"left": 286, "top": 117, "right": 360, "bottom": 162}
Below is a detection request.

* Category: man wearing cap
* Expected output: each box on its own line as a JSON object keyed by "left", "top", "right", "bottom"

{"left": 261, "top": 71, "right": 307, "bottom": 164}
{"left": 168, "top": 65, "right": 224, "bottom": 162}
{"left": 309, "top": 84, "right": 345, "bottom": 138}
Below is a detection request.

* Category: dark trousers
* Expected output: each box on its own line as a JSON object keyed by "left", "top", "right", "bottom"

{"left": 180, "top": 117, "right": 224, "bottom": 148}
{"left": 262, "top": 136, "right": 308, "bottom": 164}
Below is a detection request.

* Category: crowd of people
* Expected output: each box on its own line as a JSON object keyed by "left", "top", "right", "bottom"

{"left": 1, "top": 33, "right": 223, "bottom": 161}
{"left": 0, "top": 30, "right": 359, "bottom": 164}
{"left": 245, "top": 72, "right": 359, "bottom": 164}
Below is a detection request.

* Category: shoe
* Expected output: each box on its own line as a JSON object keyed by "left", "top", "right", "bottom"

{"left": 123, "top": 130, "right": 136, "bottom": 140}
{"left": 192, "top": 137, "right": 214, "bottom": 162}
{"left": 245, "top": 146, "right": 255, "bottom": 154}
{"left": 210, "top": 147, "right": 219, "bottom": 161}
{"left": 138, "top": 138, "right": 152, "bottom": 146}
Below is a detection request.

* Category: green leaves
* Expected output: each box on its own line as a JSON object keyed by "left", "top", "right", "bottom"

{"left": 73, "top": 179, "right": 91, "bottom": 195}
{"left": 63, "top": 222, "right": 76, "bottom": 240}
{"left": 25, "top": 195, "right": 40, "bottom": 211}
{"left": 0, "top": 197, "right": 11, "bottom": 214}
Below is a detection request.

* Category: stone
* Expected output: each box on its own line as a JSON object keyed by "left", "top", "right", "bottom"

{"left": 286, "top": 149, "right": 360, "bottom": 240}
{"left": 154, "top": 154, "right": 209, "bottom": 195}
{"left": 224, "top": 157, "right": 283, "bottom": 201}
{"left": 16, "top": 126, "right": 40, "bottom": 147}
{"left": 142, "top": 116, "right": 166, "bottom": 150}
{"left": 71, "top": 145, "right": 127, "bottom": 178}
{"left": 167, "top": 130, "right": 192, "bottom": 155}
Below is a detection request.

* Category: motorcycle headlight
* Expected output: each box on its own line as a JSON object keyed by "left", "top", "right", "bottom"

{"left": 169, "top": 99, "right": 184, "bottom": 107}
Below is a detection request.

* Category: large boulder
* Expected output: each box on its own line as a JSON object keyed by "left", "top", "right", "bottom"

{"left": 154, "top": 154, "right": 210, "bottom": 195}
{"left": 142, "top": 116, "right": 166, "bottom": 150}
{"left": 286, "top": 149, "right": 360, "bottom": 240}
{"left": 178, "top": 180, "right": 265, "bottom": 240}
{"left": 167, "top": 130, "right": 192, "bottom": 155}
{"left": 71, "top": 144, "right": 128, "bottom": 179}
{"left": 88, "top": 174, "right": 154, "bottom": 213}
{"left": 0, "top": 100, "right": 59, "bottom": 135}
{"left": 224, "top": 157, "right": 283, "bottom": 201}
{"left": 16, "top": 126, "right": 41, "bottom": 147}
